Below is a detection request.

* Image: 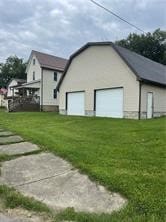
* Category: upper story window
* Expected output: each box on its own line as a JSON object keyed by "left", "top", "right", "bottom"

{"left": 33, "top": 59, "right": 35, "bottom": 65}
{"left": 53, "top": 89, "right": 57, "bottom": 99}
{"left": 54, "top": 72, "right": 57, "bottom": 81}
{"left": 33, "top": 71, "right": 35, "bottom": 80}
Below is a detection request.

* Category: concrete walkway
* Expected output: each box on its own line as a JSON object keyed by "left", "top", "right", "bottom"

{"left": 0, "top": 142, "right": 40, "bottom": 155}
{"left": 0, "top": 131, "right": 14, "bottom": 137}
{"left": 0, "top": 214, "right": 24, "bottom": 222}
{"left": 0, "top": 128, "right": 5, "bottom": 131}
{"left": 0, "top": 213, "right": 41, "bottom": 222}
{"left": 0, "top": 135, "right": 23, "bottom": 145}
{"left": 0, "top": 211, "right": 50, "bottom": 222}
{"left": 0, "top": 129, "right": 126, "bottom": 216}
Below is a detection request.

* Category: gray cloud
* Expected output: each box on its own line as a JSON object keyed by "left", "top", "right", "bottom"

{"left": 0, "top": 0, "right": 165, "bottom": 62}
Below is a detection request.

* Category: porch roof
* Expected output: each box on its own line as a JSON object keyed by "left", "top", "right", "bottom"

{"left": 16, "top": 80, "right": 41, "bottom": 89}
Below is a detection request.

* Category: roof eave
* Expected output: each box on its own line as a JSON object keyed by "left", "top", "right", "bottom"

{"left": 56, "top": 42, "right": 166, "bottom": 90}
{"left": 140, "top": 78, "right": 166, "bottom": 88}
{"left": 26, "top": 50, "right": 34, "bottom": 73}
{"left": 56, "top": 43, "right": 92, "bottom": 91}
{"left": 40, "top": 65, "right": 64, "bottom": 72}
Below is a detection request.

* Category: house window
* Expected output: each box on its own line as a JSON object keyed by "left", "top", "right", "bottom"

{"left": 33, "top": 59, "right": 35, "bottom": 65}
{"left": 53, "top": 89, "right": 57, "bottom": 99}
{"left": 54, "top": 72, "right": 57, "bottom": 81}
{"left": 33, "top": 71, "right": 35, "bottom": 80}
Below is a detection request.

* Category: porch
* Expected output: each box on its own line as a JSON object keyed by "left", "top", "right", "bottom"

{"left": 8, "top": 80, "right": 41, "bottom": 112}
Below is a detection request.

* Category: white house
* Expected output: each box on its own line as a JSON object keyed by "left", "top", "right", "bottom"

{"left": 57, "top": 42, "right": 166, "bottom": 119}
{"left": 18, "top": 50, "right": 67, "bottom": 111}
{"left": 7, "top": 79, "right": 26, "bottom": 98}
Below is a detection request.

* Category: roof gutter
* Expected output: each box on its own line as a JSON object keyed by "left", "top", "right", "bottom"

{"left": 40, "top": 66, "right": 64, "bottom": 72}
{"left": 140, "top": 78, "right": 166, "bottom": 88}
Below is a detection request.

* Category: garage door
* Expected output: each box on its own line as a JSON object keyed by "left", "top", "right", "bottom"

{"left": 67, "top": 92, "right": 85, "bottom": 116}
{"left": 96, "top": 88, "right": 123, "bottom": 118}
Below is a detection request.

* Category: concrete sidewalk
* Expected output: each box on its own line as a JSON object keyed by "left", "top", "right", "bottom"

{"left": 0, "top": 142, "right": 40, "bottom": 155}
{"left": 0, "top": 213, "right": 39, "bottom": 222}
{"left": 0, "top": 129, "right": 126, "bottom": 216}
{"left": 0, "top": 135, "right": 23, "bottom": 145}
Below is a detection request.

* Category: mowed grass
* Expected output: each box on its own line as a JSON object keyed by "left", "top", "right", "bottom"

{"left": 0, "top": 111, "right": 165, "bottom": 221}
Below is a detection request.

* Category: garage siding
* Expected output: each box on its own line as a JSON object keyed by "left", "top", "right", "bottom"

{"left": 140, "top": 84, "right": 166, "bottom": 118}
{"left": 59, "top": 45, "right": 140, "bottom": 118}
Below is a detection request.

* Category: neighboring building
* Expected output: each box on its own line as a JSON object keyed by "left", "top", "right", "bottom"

{"left": 0, "top": 88, "right": 7, "bottom": 107}
{"left": 57, "top": 42, "right": 166, "bottom": 119}
{"left": 7, "top": 79, "right": 26, "bottom": 98}
{"left": 18, "top": 50, "right": 68, "bottom": 111}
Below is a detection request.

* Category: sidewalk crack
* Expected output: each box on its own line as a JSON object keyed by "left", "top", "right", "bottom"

{"left": 13, "top": 169, "right": 74, "bottom": 188}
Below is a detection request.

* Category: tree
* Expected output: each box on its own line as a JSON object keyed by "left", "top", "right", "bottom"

{"left": 115, "top": 29, "right": 166, "bottom": 65}
{"left": 0, "top": 56, "right": 26, "bottom": 88}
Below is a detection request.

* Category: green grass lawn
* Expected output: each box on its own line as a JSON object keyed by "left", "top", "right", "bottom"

{"left": 0, "top": 110, "right": 165, "bottom": 221}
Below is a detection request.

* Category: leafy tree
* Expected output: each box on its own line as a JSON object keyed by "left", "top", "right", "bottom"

{"left": 0, "top": 56, "right": 26, "bottom": 88}
{"left": 115, "top": 29, "right": 166, "bottom": 65}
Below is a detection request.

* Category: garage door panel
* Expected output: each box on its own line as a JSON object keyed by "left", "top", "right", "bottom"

{"left": 67, "top": 92, "right": 85, "bottom": 116}
{"left": 96, "top": 88, "right": 123, "bottom": 118}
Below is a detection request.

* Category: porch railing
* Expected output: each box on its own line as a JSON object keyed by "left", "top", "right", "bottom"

{"left": 8, "top": 96, "right": 40, "bottom": 112}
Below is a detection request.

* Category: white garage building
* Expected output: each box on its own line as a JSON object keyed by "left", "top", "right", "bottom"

{"left": 57, "top": 42, "right": 166, "bottom": 119}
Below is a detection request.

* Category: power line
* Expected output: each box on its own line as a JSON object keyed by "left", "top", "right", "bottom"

{"left": 90, "top": 0, "right": 146, "bottom": 34}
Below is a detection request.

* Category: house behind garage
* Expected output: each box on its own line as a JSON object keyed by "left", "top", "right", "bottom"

{"left": 19, "top": 50, "right": 68, "bottom": 111}
{"left": 7, "top": 79, "right": 26, "bottom": 98}
{"left": 57, "top": 42, "right": 166, "bottom": 119}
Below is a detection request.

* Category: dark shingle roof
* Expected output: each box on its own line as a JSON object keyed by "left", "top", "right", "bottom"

{"left": 32, "top": 50, "right": 68, "bottom": 71}
{"left": 14, "top": 79, "right": 27, "bottom": 84}
{"left": 57, "top": 42, "right": 166, "bottom": 90}
{"left": 112, "top": 44, "right": 166, "bottom": 86}
{"left": 7, "top": 78, "right": 26, "bottom": 87}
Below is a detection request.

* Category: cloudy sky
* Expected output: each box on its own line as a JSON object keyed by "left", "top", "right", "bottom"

{"left": 0, "top": 0, "right": 165, "bottom": 62}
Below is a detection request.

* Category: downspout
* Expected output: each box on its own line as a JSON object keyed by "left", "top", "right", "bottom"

{"left": 40, "top": 68, "right": 43, "bottom": 111}
{"left": 138, "top": 81, "right": 142, "bottom": 120}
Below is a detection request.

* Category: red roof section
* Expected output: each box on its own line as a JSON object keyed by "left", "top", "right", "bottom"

{"left": 0, "top": 88, "right": 7, "bottom": 95}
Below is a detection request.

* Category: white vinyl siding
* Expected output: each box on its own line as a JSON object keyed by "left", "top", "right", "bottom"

{"left": 42, "top": 69, "right": 62, "bottom": 106}
{"left": 59, "top": 45, "right": 139, "bottom": 115}
{"left": 26, "top": 55, "right": 41, "bottom": 82}
{"left": 141, "top": 84, "right": 166, "bottom": 115}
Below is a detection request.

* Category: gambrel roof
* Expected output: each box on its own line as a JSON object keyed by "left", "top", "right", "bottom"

{"left": 113, "top": 44, "right": 166, "bottom": 86}
{"left": 57, "top": 42, "right": 166, "bottom": 90}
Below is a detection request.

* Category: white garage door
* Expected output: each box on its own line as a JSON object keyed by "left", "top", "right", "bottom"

{"left": 96, "top": 88, "right": 123, "bottom": 118}
{"left": 67, "top": 92, "right": 85, "bottom": 116}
